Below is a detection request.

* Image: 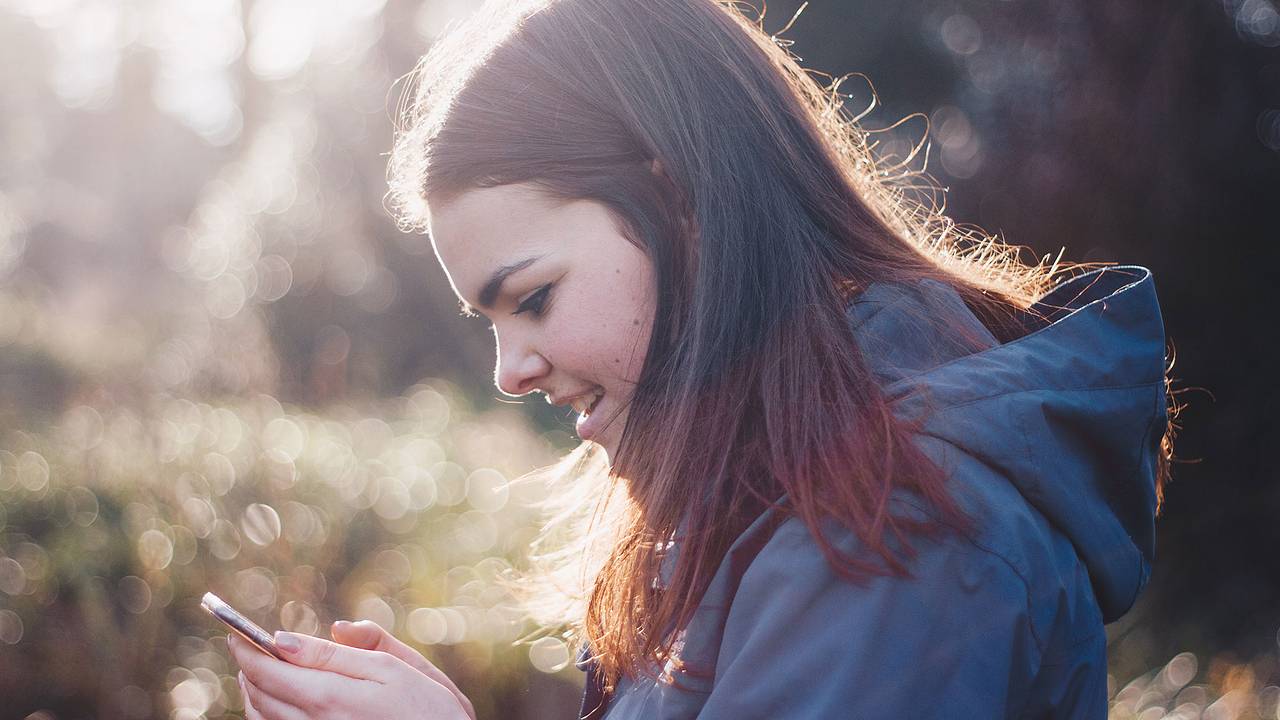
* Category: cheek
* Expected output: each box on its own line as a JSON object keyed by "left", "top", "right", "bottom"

{"left": 618, "top": 265, "right": 656, "bottom": 368}
{"left": 604, "top": 290, "right": 654, "bottom": 380}
{"left": 557, "top": 301, "right": 650, "bottom": 381}
{"left": 562, "top": 316, "right": 638, "bottom": 376}
{"left": 560, "top": 255, "right": 654, "bottom": 382}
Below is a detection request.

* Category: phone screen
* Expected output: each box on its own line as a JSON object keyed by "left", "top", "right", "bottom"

{"left": 201, "top": 591, "right": 290, "bottom": 662}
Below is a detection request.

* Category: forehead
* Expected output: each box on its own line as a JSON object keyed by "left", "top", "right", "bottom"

{"left": 427, "top": 183, "right": 558, "bottom": 273}
{"left": 427, "top": 183, "right": 645, "bottom": 312}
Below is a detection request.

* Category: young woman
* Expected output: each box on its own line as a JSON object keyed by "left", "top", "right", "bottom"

{"left": 228, "top": 0, "right": 1176, "bottom": 717}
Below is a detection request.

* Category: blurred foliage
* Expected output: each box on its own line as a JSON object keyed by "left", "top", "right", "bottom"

{"left": 0, "top": 0, "right": 587, "bottom": 716}
{"left": 1, "top": 0, "right": 1278, "bottom": 718}
{"left": 0, "top": 384, "right": 588, "bottom": 718}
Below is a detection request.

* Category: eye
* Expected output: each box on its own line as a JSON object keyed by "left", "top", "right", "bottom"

{"left": 513, "top": 283, "right": 553, "bottom": 317}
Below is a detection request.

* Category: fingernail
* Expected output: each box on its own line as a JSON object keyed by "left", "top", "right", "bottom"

{"left": 274, "top": 631, "right": 300, "bottom": 653}
{"left": 333, "top": 620, "right": 351, "bottom": 631}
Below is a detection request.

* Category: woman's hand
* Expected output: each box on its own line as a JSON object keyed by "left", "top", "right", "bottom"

{"left": 227, "top": 622, "right": 476, "bottom": 720}
{"left": 329, "top": 619, "right": 477, "bottom": 720}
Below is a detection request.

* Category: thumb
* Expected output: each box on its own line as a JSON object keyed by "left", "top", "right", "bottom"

{"left": 331, "top": 620, "right": 436, "bottom": 676}
{"left": 330, "top": 619, "right": 383, "bottom": 649}
{"left": 331, "top": 620, "right": 475, "bottom": 719}
{"left": 273, "top": 630, "right": 390, "bottom": 680}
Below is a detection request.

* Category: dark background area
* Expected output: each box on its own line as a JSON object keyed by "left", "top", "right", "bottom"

{"left": 759, "top": 0, "right": 1280, "bottom": 676}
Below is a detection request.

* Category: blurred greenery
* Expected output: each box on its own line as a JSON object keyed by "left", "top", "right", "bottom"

{"left": 1, "top": 0, "right": 1277, "bottom": 718}
{"left": 0, "top": 0, "right": 589, "bottom": 716}
{"left": 0, "top": 386, "right": 587, "bottom": 718}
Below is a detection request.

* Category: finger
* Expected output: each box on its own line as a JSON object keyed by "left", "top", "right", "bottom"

{"left": 239, "top": 672, "right": 262, "bottom": 720}
{"left": 331, "top": 620, "right": 475, "bottom": 720}
{"left": 229, "top": 632, "right": 372, "bottom": 708}
{"left": 273, "top": 629, "right": 401, "bottom": 681}
{"left": 330, "top": 619, "right": 380, "bottom": 647}
{"left": 228, "top": 632, "right": 288, "bottom": 674}
{"left": 330, "top": 621, "right": 451, "bottom": 684}
{"left": 331, "top": 620, "right": 427, "bottom": 668}
{"left": 241, "top": 670, "right": 309, "bottom": 720}
{"left": 331, "top": 620, "right": 450, "bottom": 679}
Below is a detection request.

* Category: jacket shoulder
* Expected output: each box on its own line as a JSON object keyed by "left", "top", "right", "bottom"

{"left": 719, "top": 437, "right": 1109, "bottom": 666}
{"left": 697, "top": 503, "right": 1045, "bottom": 717}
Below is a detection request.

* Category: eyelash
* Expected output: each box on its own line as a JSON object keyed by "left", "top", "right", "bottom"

{"left": 512, "top": 283, "right": 553, "bottom": 317}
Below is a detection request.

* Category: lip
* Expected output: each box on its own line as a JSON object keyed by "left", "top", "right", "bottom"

{"left": 575, "top": 392, "right": 605, "bottom": 441}
{"left": 554, "top": 389, "right": 600, "bottom": 410}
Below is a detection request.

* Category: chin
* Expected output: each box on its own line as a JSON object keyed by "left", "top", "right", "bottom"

{"left": 585, "top": 415, "right": 624, "bottom": 466}
{"left": 596, "top": 438, "right": 616, "bottom": 464}
{"left": 591, "top": 435, "right": 618, "bottom": 467}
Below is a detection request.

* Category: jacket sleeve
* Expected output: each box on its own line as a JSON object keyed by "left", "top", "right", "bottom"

{"left": 694, "top": 513, "right": 1045, "bottom": 719}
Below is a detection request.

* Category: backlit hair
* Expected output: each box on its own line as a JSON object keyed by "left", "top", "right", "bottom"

{"left": 387, "top": 0, "right": 1176, "bottom": 692}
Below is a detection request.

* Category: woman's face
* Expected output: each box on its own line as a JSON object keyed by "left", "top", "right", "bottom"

{"left": 426, "top": 182, "right": 656, "bottom": 462}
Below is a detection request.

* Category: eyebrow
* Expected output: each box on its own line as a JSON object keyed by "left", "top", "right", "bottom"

{"left": 463, "top": 254, "right": 544, "bottom": 315}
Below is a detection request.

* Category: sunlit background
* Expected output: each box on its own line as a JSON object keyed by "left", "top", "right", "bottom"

{"left": 1, "top": 1, "right": 1278, "bottom": 718}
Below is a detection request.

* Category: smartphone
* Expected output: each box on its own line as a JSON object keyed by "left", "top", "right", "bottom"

{"left": 201, "top": 591, "right": 290, "bottom": 662}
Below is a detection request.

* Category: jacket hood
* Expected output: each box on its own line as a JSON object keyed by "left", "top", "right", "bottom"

{"left": 846, "top": 265, "right": 1167, "bottom": 622}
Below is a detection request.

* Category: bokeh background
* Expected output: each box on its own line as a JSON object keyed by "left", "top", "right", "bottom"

{"left": 0, "top": 0, "right": 1276, "bottom": 718}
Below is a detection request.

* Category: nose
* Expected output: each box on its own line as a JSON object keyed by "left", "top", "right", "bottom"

{"left": 493, "top": 331, "right": 551, "bottom": 398}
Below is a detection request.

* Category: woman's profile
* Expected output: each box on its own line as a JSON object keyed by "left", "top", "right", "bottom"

{"left": 227, "top": 0, "right": 1176, "bottom": 717}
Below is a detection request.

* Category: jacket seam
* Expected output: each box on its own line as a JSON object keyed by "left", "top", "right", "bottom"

{"left": 1112, "top": 387, "right": 1164, "bottom": 609}
{"left": 897, "top": 379, "right": 1165, "bottom": 417}
{"left": 875, "top": 268, "right": 1153, "bottom": 384}
{"left": 894, "top": 493, "right": 1047, "bottom": 655}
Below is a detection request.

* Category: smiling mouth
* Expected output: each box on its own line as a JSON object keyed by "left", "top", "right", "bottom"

{"left": 571, "top": 390, "right": 604, "bottom": 416}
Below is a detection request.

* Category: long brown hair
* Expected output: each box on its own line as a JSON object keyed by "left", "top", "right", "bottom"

{"left": 387, "top": 0, "right": 1174, "bottom": 690}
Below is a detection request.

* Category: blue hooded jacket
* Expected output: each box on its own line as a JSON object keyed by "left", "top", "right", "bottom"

{"left": 578, "top": 265, "right": 1167, "bottom": 719}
